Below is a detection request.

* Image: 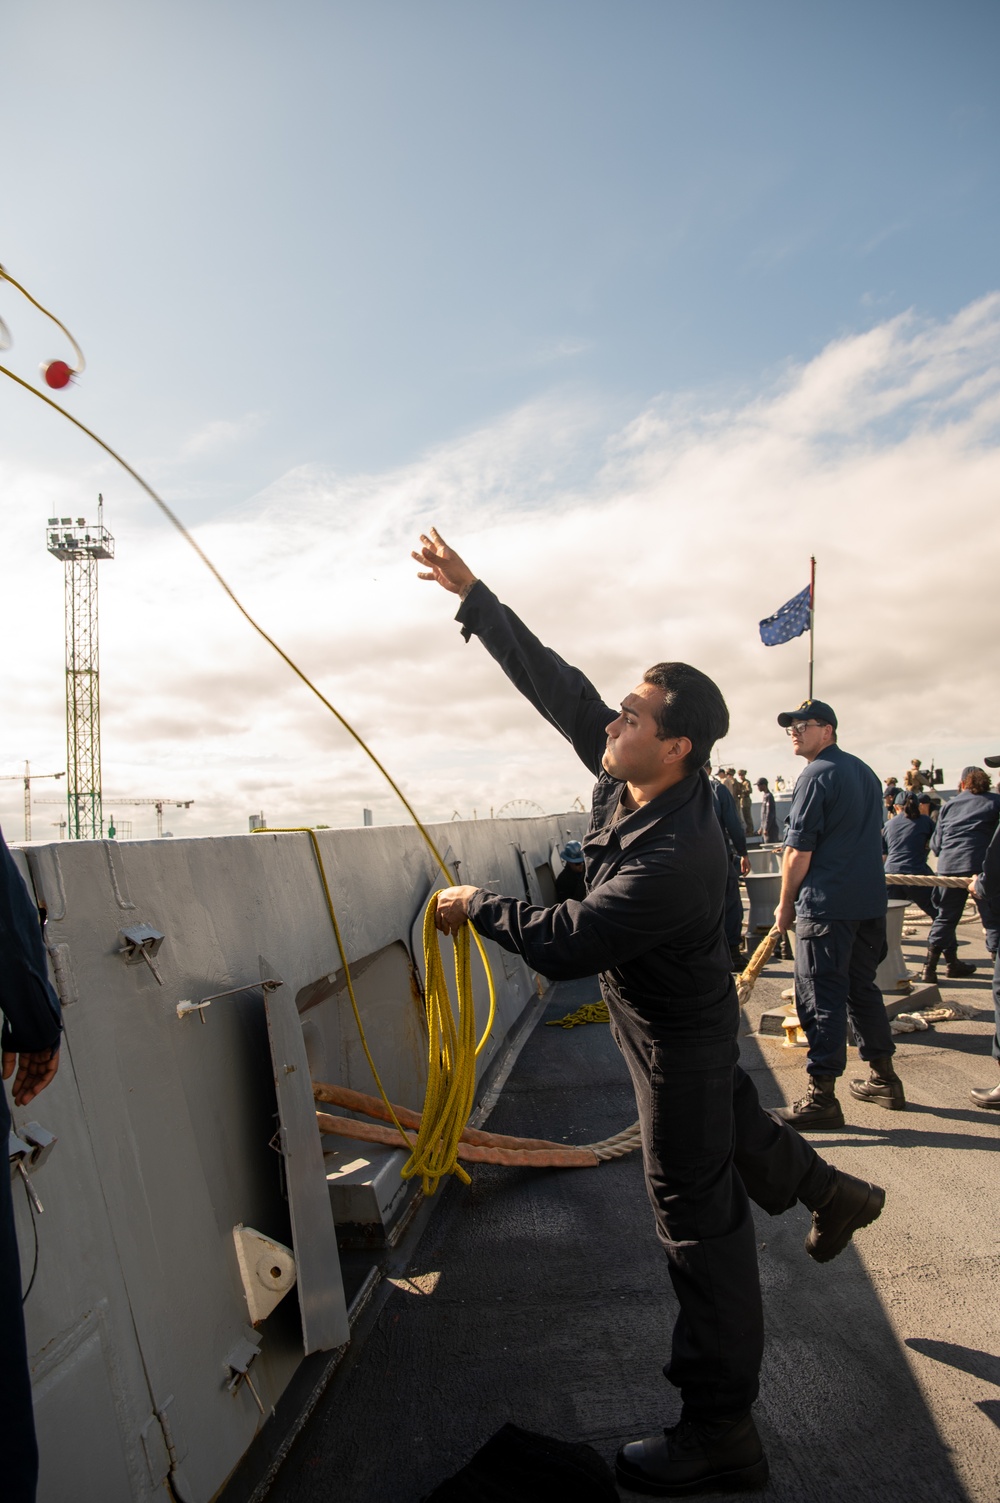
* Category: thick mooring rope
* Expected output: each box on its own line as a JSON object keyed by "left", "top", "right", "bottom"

{"left": 315, "top": 926, "right": 783, "bottom": 1171}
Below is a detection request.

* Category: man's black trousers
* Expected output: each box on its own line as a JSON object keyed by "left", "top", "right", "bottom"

{"left": 607, "top": 994, "right": 834, "bottom": 1419}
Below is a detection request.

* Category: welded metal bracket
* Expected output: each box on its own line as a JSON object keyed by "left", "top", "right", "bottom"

{"left": 224, "top": 1329, "right": 265, "bottom": 1414}
{"left": 119, "top": 922, "right": 165, "bottom": 984}
{"left": 232, "top": 1224, "right": 296, "bottom": 1325}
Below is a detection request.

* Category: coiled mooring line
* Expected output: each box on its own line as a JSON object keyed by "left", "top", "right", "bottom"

{"left": 0, "top": 264, "right": 495, "bottom": 1195}
{"left": 311, "top": 926, "right": 786, "bottom": 1171}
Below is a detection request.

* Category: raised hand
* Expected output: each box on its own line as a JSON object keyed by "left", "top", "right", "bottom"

{"left": 412, "top": 528, "right": 477, "bottom": 598}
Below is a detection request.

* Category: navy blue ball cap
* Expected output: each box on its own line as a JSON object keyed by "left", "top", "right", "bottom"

{"left": 776, "top": 698, "right": 838, "bottom": 730}
{"left": 985, "top": 754, "right": 1000, "bottom": 768}
{"left": 560, "top": 840, "right": 585, "bottom": 863}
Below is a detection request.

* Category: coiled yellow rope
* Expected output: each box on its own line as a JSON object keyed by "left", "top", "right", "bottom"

{"left": 256, "top": 828, "right": 493, "bottom": 1194}
{"left": 404, "top": 896, "right": 479, "bottom": 1191}
{"left": 0, "top": 264, "right": 496, "bottom": 1195}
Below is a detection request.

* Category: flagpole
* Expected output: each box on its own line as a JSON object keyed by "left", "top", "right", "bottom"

{"left": 808, "top": 555, "right": 816, "bottom": 699}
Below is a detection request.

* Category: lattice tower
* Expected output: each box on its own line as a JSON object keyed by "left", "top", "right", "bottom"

{"left": 46, "top": 497, "right": 115, "bottom": 839}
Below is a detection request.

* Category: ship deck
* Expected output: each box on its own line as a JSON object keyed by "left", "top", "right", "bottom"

{"left": 237, "top": 919, "right": 999, "bottom": 1503}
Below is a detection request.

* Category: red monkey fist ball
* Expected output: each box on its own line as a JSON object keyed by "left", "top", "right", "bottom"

{"left": 43, "top": 360, "right": 73, "bottom": 389}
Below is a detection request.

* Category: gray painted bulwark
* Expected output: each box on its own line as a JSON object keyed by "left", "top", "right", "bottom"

{"left": 9, "top": 813, "right": 585, "bottom": 1503}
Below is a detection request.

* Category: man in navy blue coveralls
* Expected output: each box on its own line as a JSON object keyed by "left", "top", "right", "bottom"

{"left": 1, "top": 831, "right": 62, "bottom": 1503}
{"left": 708, "top": 770, "right": 750, "bottom": 968}
{"left": 414, "top": 531, "right": 885, "bottom": 1498}
{"left": 771, "top": 700, "right": 904, "bottom": 1131}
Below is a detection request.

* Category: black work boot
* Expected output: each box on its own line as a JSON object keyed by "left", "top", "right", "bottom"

{"left": 616, "top": 1412, "right": 768, "bottom": 1496}
{"left": 971, "top": 1063, "right": 1000, "bottom": 1111}
{"left": 804, "top": 1170, "right": 886, "bottom": 1263}
{"left": 943, "top": 947, "right": 976, "bottom": 978}
{"left": 921, "top": 944, "right": 942, "bottom": 983}
{"left": 773, "top": 1076, "right": 845, "bottom": 1131}
{"left": 850, "top": 1055, "right": 906, "bottom": 1110}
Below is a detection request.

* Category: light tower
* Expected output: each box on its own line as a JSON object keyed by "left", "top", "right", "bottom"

{"left": 46, "top": 496, "right": 115, "bottom": 839}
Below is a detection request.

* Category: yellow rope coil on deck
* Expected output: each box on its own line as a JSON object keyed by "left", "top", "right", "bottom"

{"left": 545, "top": 1001, "right": 610, "bottom": 1029}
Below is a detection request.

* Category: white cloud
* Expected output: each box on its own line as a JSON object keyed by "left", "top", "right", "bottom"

{"left": 2, "top": 295, "right": 1000, "bottom": 840}
{"left": 179, "top": 411, "right": 267, "bottom": 457}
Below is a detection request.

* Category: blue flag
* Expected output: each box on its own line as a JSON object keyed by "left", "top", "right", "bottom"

{"left": 759, "top": 584, "right": 811, "bottom": 646}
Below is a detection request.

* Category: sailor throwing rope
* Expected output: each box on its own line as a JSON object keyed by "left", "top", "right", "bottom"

{"left": 414, "top": 530, "right": 885, "bottom": 1499}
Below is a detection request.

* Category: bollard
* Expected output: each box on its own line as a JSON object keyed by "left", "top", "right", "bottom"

{"left": 875, "top": 899, "right": 912, "bottom": 994}
{"left": 745, "top": 872, "right": 783, "bottom": 938}
{"left": 747, "top": 849, "right": 781, "bottom": 875}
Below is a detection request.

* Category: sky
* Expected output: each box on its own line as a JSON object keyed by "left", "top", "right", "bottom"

{"left": 1, "top": 1, "right": 998, "bottom": 840}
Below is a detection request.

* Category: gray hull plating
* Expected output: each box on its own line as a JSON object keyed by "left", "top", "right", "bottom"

{"left": 8, "top": 814, "right": 584, "bottom": 1502}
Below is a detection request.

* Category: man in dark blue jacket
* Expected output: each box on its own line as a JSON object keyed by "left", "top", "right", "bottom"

{"left": 1, "top": 831, "right": 62, "bottom": 1503}
{"left": 756, "top": 778, "right": 779, "bottom": 843}
{"left": 771, "top": 701, "right": 899, "bottom": 1131}
{"left": 969, "top": 751, "right": 1000, "bottom": 1110}
{"left": 414, "top": 531, "right": 884, "bottom": 1498}
{"left": 709, "top": 769, "right": 750, "bottom": 968}
{"left": 923, "top": 768, "right": 1000, "bottom": 982}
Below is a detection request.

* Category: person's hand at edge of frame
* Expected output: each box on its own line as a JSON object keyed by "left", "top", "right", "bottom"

{"left": 412, "top": 528, "right": 478, "bottom": 599}
{"left": 435, "top": 886, "right": 480, "bottom": 936}
{"left": 2, "top": 1044, "right": 60, "bottom": 1107}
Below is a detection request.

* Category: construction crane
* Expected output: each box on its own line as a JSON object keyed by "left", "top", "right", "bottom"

{"left": 0, "top": 762, "right": 65, "bottom": 841}
{"left": 46, "top": 496, "right": 114, "bottom": 839}
{"left": 104, "top": 799, "right": 194, "bottom": 839}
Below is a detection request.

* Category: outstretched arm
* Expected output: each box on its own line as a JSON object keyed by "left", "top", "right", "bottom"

{"left": 413, "top": 529, "right": 615, "bottom": 778}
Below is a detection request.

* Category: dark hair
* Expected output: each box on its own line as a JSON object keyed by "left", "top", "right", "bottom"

{"left": 962, "top": 766, "right": 991, "bottom": 795}
{"left": 902, "top": 794, "right": 921, "bottom": 820}
{"left": 643, "top": 662, "right": 729, "bottom": 775}
{"left": 756, "top": 777, "right": 769, "bottom": 790}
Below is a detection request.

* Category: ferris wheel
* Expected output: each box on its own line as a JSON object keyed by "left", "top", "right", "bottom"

{"left": 495, "top": 799, "right": 546, "bottom": 819}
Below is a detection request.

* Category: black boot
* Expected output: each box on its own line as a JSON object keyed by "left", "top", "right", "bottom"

{"left": 804, "top": 1170, "right": 886, "bottom": 1262}
{"left": 971, "top": 1062, "right": 1000, "bottom": 1111}
{"left": 943, "top": 947, "right": 976, "bottom": 978}
{"left": 921, "top": 944, "right": 942, "bottom": 983}
{"left": 616, "top": 1413, "right": 768, "bottom": 1496}
{"left": 850, "top": 1054, "right": 906, "bottom": 1110}
{"left": 773, "top": 1076, "right": 845, "bottom": 1131}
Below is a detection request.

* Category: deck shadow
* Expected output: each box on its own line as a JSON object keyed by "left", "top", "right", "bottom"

{"left": 262, "top": 979, "right": 974, "bottom": 1503}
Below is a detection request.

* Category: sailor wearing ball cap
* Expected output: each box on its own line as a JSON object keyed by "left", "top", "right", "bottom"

{"left": 770, "top": 698, "right": 904, "bottom": 1129}
{"left": 554, "top": 840, "right": 586, "bottom": 902}
{"left": 967, "top": 753, "right": 1000, "bottom": 1110}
